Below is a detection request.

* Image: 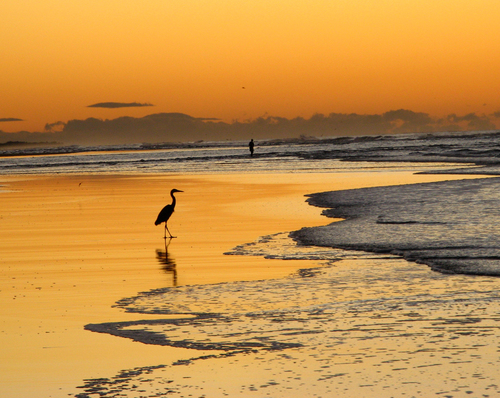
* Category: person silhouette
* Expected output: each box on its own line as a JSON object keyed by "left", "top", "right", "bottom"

{"left": 249, "top": 139, "right": 254, "bottom": 157}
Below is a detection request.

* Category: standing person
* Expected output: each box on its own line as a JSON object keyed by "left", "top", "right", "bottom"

{"left": 249, "top": 139, "right": 254, "bottom": 157}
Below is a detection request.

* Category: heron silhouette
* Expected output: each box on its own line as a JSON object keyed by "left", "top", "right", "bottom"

{"left": 155, "top": 189, "right": 183, "bottom": 238}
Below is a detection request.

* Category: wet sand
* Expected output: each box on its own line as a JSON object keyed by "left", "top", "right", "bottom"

{"left": 0, "top": 171, "right": 481, "bottom": 397}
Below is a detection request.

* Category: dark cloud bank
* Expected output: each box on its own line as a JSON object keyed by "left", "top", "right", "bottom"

{"left": 87, "top": 102, "right": 154, "bottom": 109}
{"left": 0, "top": 118, "right": 23, "bottom": 122}
{"left": 0, "top": 110, "right": 498, "bottom": 146}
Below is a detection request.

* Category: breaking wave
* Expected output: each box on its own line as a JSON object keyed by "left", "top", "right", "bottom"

{"left": 3, "top": 130, "right": 500, "bottom": 174}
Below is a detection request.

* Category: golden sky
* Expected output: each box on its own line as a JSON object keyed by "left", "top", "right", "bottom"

{"left": 2, "top": 0, "right": 500, "bottom": 133}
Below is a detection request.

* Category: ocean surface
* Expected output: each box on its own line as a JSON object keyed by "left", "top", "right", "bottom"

{"left": 5, "top": 130, "right": 500, "bottom": 396}
{"left": 3, "top": 130, "right": 500, "bottom": 175}
{"left": 3, "top": 130, "right": 500, "bottom": 279}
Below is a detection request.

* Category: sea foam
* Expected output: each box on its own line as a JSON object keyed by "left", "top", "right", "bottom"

{"left": 292, "top": 177, "right": 500, "bottom": 276}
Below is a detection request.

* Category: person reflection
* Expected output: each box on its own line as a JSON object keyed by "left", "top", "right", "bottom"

{"left": 155, "top": 237, "right": 178, "bottom": 286}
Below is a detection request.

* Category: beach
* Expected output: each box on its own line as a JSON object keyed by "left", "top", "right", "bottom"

{"left": 0, "top": 170, "right": 496, "bottom": 397}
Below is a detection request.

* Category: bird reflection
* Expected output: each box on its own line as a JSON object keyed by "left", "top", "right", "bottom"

{"left": 156, "top": 237, "right": 178, "bottom": 286}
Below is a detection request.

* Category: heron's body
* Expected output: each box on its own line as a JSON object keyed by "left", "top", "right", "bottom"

{"left": 155, "top": 189, "right": 183, "bottom": 238}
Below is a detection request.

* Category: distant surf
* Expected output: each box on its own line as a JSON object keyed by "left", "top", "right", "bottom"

{"left": 2, "top": 130, "right": 500, "bottom": 175}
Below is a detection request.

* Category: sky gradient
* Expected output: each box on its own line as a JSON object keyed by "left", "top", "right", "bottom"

{"left": 2, "top": 0, "right": 500, "bottom": 136}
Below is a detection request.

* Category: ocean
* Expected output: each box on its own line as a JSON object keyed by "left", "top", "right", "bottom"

{"left": 4, "top": 130, "right": 500, "bottom": 396}
{"left": 3, "top": 130, "right": 500, "bottom": 278}
{"left": 3, "top": 130, "right": 500, "bottom": 176}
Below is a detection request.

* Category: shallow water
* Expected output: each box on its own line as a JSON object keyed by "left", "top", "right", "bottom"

{"left": 292, "top": 177, "right": 500, "bottom": 276}
{"left": 81, "top": 251, "right": 500, "bottom": 397}
{"left": 4, "top": 130, "right": 500, "bottom": 396}
{"left": 78, "top": 224, "right": 500, "bottom": 397}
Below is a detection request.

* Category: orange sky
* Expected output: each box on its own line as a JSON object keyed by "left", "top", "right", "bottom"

{"left": 2, "top": 0, "right": 500, "bottom": 133}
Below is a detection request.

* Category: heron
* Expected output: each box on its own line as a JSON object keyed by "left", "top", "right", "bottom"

{"left": 155, "top": 189, "right": 183, "bottom": 238}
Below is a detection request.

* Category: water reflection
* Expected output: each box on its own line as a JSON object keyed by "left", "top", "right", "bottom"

{"left": 156, "top": 238, "right": 177, "bottom": 286}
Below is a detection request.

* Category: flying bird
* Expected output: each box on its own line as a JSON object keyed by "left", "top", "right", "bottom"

{"left": 155, "top": 189, "right": 183, "bottom": 238}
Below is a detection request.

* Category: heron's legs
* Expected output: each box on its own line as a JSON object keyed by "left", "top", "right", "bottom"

{"left": 165, "top": 223, "right": 176, "bottom": 238}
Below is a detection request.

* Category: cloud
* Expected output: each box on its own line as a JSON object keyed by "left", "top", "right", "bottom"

{"left": 55, "top": 110, "right": 498, "bottom": 145}
{"left": 44, "top": 121, "right": 65, "bottom": 133}
{"left": 87, "top": 102, "right": 154, "bottom": 109}
{"left": 0, "top": 118, "right": 23, "bottom": 122}
{"left": 58, "top": 113, "right": 212, "bottom": 144}
{"left": 1, "top": 110, "right": 499, "bottom": 146}
{"left": 447, "top": 113, "right": 496, "bottom": 130}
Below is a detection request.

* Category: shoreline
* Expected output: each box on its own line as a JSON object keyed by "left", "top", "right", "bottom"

{"left": 0, "top": 170, "right": 484, "bottom": 397}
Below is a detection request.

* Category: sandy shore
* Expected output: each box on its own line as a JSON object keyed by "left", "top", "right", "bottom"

{"left": 0, "top": 171, "right": 478, "bottom": 397}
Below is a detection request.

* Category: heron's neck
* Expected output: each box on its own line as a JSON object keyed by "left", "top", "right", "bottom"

{"left": 171, "top": 193, "right": 177, "bottom": 207}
